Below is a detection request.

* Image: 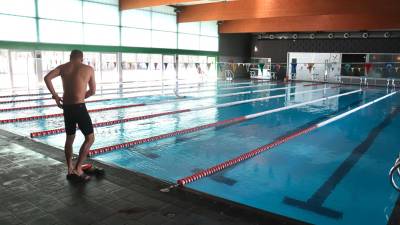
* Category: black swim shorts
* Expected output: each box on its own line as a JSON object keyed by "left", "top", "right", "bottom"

{"left": 63, "top": 103, "right": 94, "bottom": 136}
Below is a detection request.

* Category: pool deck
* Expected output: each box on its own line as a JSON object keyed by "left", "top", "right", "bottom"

{"left": 0, "top": 128, "right": 311, "bottom": 225}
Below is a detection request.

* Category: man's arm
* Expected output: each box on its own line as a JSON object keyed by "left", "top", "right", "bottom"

{"left": 85, "top": 68, "right": 96, "bottom": 99}
{"left": 44, "top": 66, "right": 63, "bottom": 108}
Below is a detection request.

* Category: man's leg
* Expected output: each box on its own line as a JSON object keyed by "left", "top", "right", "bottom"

{"left": 65, "top": 134, "right": 75, "bottom": 174}
{"left": 74, "top": 133, "right": 94, "bottom": 175}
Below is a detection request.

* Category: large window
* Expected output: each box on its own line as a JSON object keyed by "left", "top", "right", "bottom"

{"left": 39, "top": 19, "right": 83, "bottom": 44}
{"left": 0, "top": 0, "right": 36, "bottom": 17}
{"left": 152, "top": 13, "right": 177, "bottom": 32}
{"left": 0, "top": 49, "right": 11, "bottom": 89}
{"left": 38, "top": 0, "right": 82, "bottom": 22}
{"left": 178, "top": 21, "right": 218, "bottom": 51}
{"left": 83, "top": 2, "right": 119, "bottom": 26}
{"left": 0, "top": 15, "right": 36, "bottom": 42}
{"left": 83, "top": 24, "right": 119, "bottom": 46}
{"left": 152, "top": 31, "right": 177, "bottom": 49}
{"left": 10, "top": 51, "right": 36, "bottom": 88}
{"left": 121, "top": 9, "right": 151, "bottom": 29}
{"left": 0, "top": 2, "right": 218, "bottom": 51}
{"left": 178, "top": 22, "right": 200, "bottom": 35}
{"left": 121, "top": 28, "right": 151, "bottom": 47}
{"left": 178, "top": 34, "right": 200, "bottom": 50}
{"left": 200, "top": 36, "right": 219, "bottom": 51}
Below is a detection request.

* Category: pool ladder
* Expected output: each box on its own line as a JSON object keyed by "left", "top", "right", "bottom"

{"left": 360, "top": 77, "right": 368, "bottom": 86}
{"left": 387, "top": 79, "right": 396, "bottom": 89}
{"left": 224, "top": 70, "right": 234, "bottom": 81}
{"left": 389, "top": 154, "right": 400, "bottom": 191}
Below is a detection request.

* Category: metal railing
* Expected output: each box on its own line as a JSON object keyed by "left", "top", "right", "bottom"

{"left": 389, "top": 154, "right": 400, "bottom": 191}
{"left": 224, "top": 69, "right": 234, "bottom": 81}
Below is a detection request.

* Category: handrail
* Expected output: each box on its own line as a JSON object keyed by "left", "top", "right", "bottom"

{"left": 224, "top": 69, "right": 234, "bottom": 81}
{"left": 389, "top": 155, "right": 400, "bottom": 191}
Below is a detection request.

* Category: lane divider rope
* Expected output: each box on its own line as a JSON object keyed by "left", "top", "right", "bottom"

{"left": 0, "top": 83, "right": 281, "bottom": 123}
{"left": 176, "top": 91, "right": 397, "bottom": 186}
{"left": 1, "top": 83, "right": 288, "bottom": 123}
{"left": 0, "top": 84, "right": 272, "bottom": 108}
{"left": 0, "top": 82, "right": 236, "bottom": 103}
{"left": 0, "top": 80, "right": 255, "bottom": 99}
{"left": 30, "top": 87, "right": 327, "bottom": 138}
{"left": 87, "top": 87, "right": 356, "bottom": 157}
{"left": 0, "top": 83, "right": 273, "bottom": 111}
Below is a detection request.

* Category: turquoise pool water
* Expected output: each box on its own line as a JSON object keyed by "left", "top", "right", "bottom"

{"left": 1, "top": 80, "right": 399, "bottom": 225}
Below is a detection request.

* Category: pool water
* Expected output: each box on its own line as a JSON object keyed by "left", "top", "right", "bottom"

{"left": 1, "top": 80, "right": 399, "bottom": 225}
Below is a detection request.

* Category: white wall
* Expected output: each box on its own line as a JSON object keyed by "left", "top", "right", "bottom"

{"left": 288, "top": 52, "right": 342, "bottom": 82}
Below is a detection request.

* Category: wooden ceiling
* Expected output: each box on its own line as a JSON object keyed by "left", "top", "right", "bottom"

{"left": 120, "top": 0, "right": 400, "bottom": 33}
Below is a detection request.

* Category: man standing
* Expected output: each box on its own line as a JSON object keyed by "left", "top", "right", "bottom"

{"left": 44, "top": 50, "right": 95, "bottom": 182}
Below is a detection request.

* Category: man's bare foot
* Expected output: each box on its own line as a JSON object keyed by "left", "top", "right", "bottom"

{"left": 66, "top": 169, "right": 91, "bottom": 182}
{"left": 67, "top": 167, "right": 74, "bottom": 175}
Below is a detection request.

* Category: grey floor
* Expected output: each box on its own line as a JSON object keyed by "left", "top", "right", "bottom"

{"left": 0, "top": 129, "right": 308, "bottom": 225}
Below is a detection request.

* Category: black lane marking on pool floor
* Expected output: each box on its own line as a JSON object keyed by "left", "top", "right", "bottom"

{"left": 388, "top": 195, "right": 400, "bottom": 225}
{"left": 284, "top": 106, "right": 400, "bottom": 220}
{"left": 192, "top": 168, "right": 237, "bottom": 186}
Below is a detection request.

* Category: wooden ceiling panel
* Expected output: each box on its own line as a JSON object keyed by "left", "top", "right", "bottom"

{"left": 178, "top": 0, "right": 400, "bottom": 23}
{"left": 120, "top": 0, "right": 203, "bottom": 10}
{"left": 219, "top": 14, "right": 400, "bottom": 33}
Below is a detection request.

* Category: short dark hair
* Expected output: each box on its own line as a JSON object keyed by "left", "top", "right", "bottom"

{"left": 70, "top": 49, "right": 83, "bottom": 60}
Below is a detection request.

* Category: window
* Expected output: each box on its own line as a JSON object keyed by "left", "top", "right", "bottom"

{"left": 178, "top": 22, "right": 200, "bottom": 35}
{"left": 151, "top": 6, "right": 175, "bottom": 15}
{"left": 83, "top": 2, "right": 119, "bottom": 26}
{"left": 121, "top": 9, "right": 151, "bottom": 29}
{"left": 200, "top": 36, "right": 218, "bottom": 51}
{"left": 38, "top": 0, "right": 82, "bottom": 22}
{"left": 121, "top": 28, "right": 151, "bottom": 47}
{"left": 200, "top": 21, "right": 218, "bottom": 37}
{"left": 40, "top": 19, "right": 83, "bottom": 44}
{"left": 178, "top": 34, "right": 199, "bottom": 50}
{"left": 85, "top": 0, "right": 118, "bottom": 5}
{"left": 0, "top": 49, "right": 11, "bottom": 89}
{"left": 151, "top": 13, "right": 176, "bottom": 32}
{"left": 84, "top": 24, "right": 119, "bottom": 46}
{"left": 0, "top": 15, "right": 36, "bottom": 42}
{"left": 0, "top": 0, "right": 35, "bottom": 17}
{"left": 152, "top": 31, "right": 176, "bottom": 49}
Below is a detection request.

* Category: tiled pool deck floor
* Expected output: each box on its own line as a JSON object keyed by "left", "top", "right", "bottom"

{"left": 0, "top": 129, "right": 311, "bottom": 225}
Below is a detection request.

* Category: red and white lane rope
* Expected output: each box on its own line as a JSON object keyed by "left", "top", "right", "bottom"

{"left": 0, "top": 82, "right": 273, "bottom": 108}
{"left": 176, "top": 91, "right": 397, "bottom": 186}
{"left": 30, "top": 87, "right": 328, "bottom": 138}
{"left": 0, "top": 82, "right": 238, "bottom": 104}
{"left": 0, "top": 84, "right": 290, "bottom": 123}
{"left": 87, "top": 88, "right": 360, "bottom": 157}
{"left": 0, "top": 103, "right": 145, "bottom": 124}
{"left": 0, "top": 83, "right": 273, "bottom": 112}
{"left": 0, "top": 82, "right": 222, "bottom": 103}
{"left": 0, "top": 80, "right": 255, "bottom": 99}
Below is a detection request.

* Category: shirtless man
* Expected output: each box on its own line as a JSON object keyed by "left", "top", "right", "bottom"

{"left": 44, "top": 50, "right": 95, "bottom": 181}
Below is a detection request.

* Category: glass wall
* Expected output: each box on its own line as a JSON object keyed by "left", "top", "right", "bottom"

{"left": 178, "top": 55, "right": 217, "bottom": 82}
{"left": 0, "top": 49, "right": 11, "bottom": 89}
{"left": 0, "top": 1, "right": 219, "bottom": 51}
{"left": 0, "top": 1, "right": 219, "bottom": 88}
{"left": 10, "top": 51, "right": 36, "bottom": 88}
{"left": 178, "top": 21, "right": 219, "bottom": 51}
{"left": 41, "top": 51, "right": 70, "bottom": 88}
{"left": 0, "top": 49, "right": 217, "bottom": 88}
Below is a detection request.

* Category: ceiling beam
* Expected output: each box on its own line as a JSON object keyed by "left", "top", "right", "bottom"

{"left": 178, "top": 0, "right": 400, "bottom": 23}
{"left": 219, "top": 14, "right": 400, "bottom": 33}
{"left": 120, "top": 0, "right": 202, "bottom": 10}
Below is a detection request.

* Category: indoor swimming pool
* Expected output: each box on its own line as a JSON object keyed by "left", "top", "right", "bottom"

{"left": 0, "top": 80, "right": 399, "bottom": 225}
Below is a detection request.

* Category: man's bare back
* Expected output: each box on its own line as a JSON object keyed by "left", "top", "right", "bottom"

{"left": 59, "top": 62, "right": 95, "bottom": 105}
